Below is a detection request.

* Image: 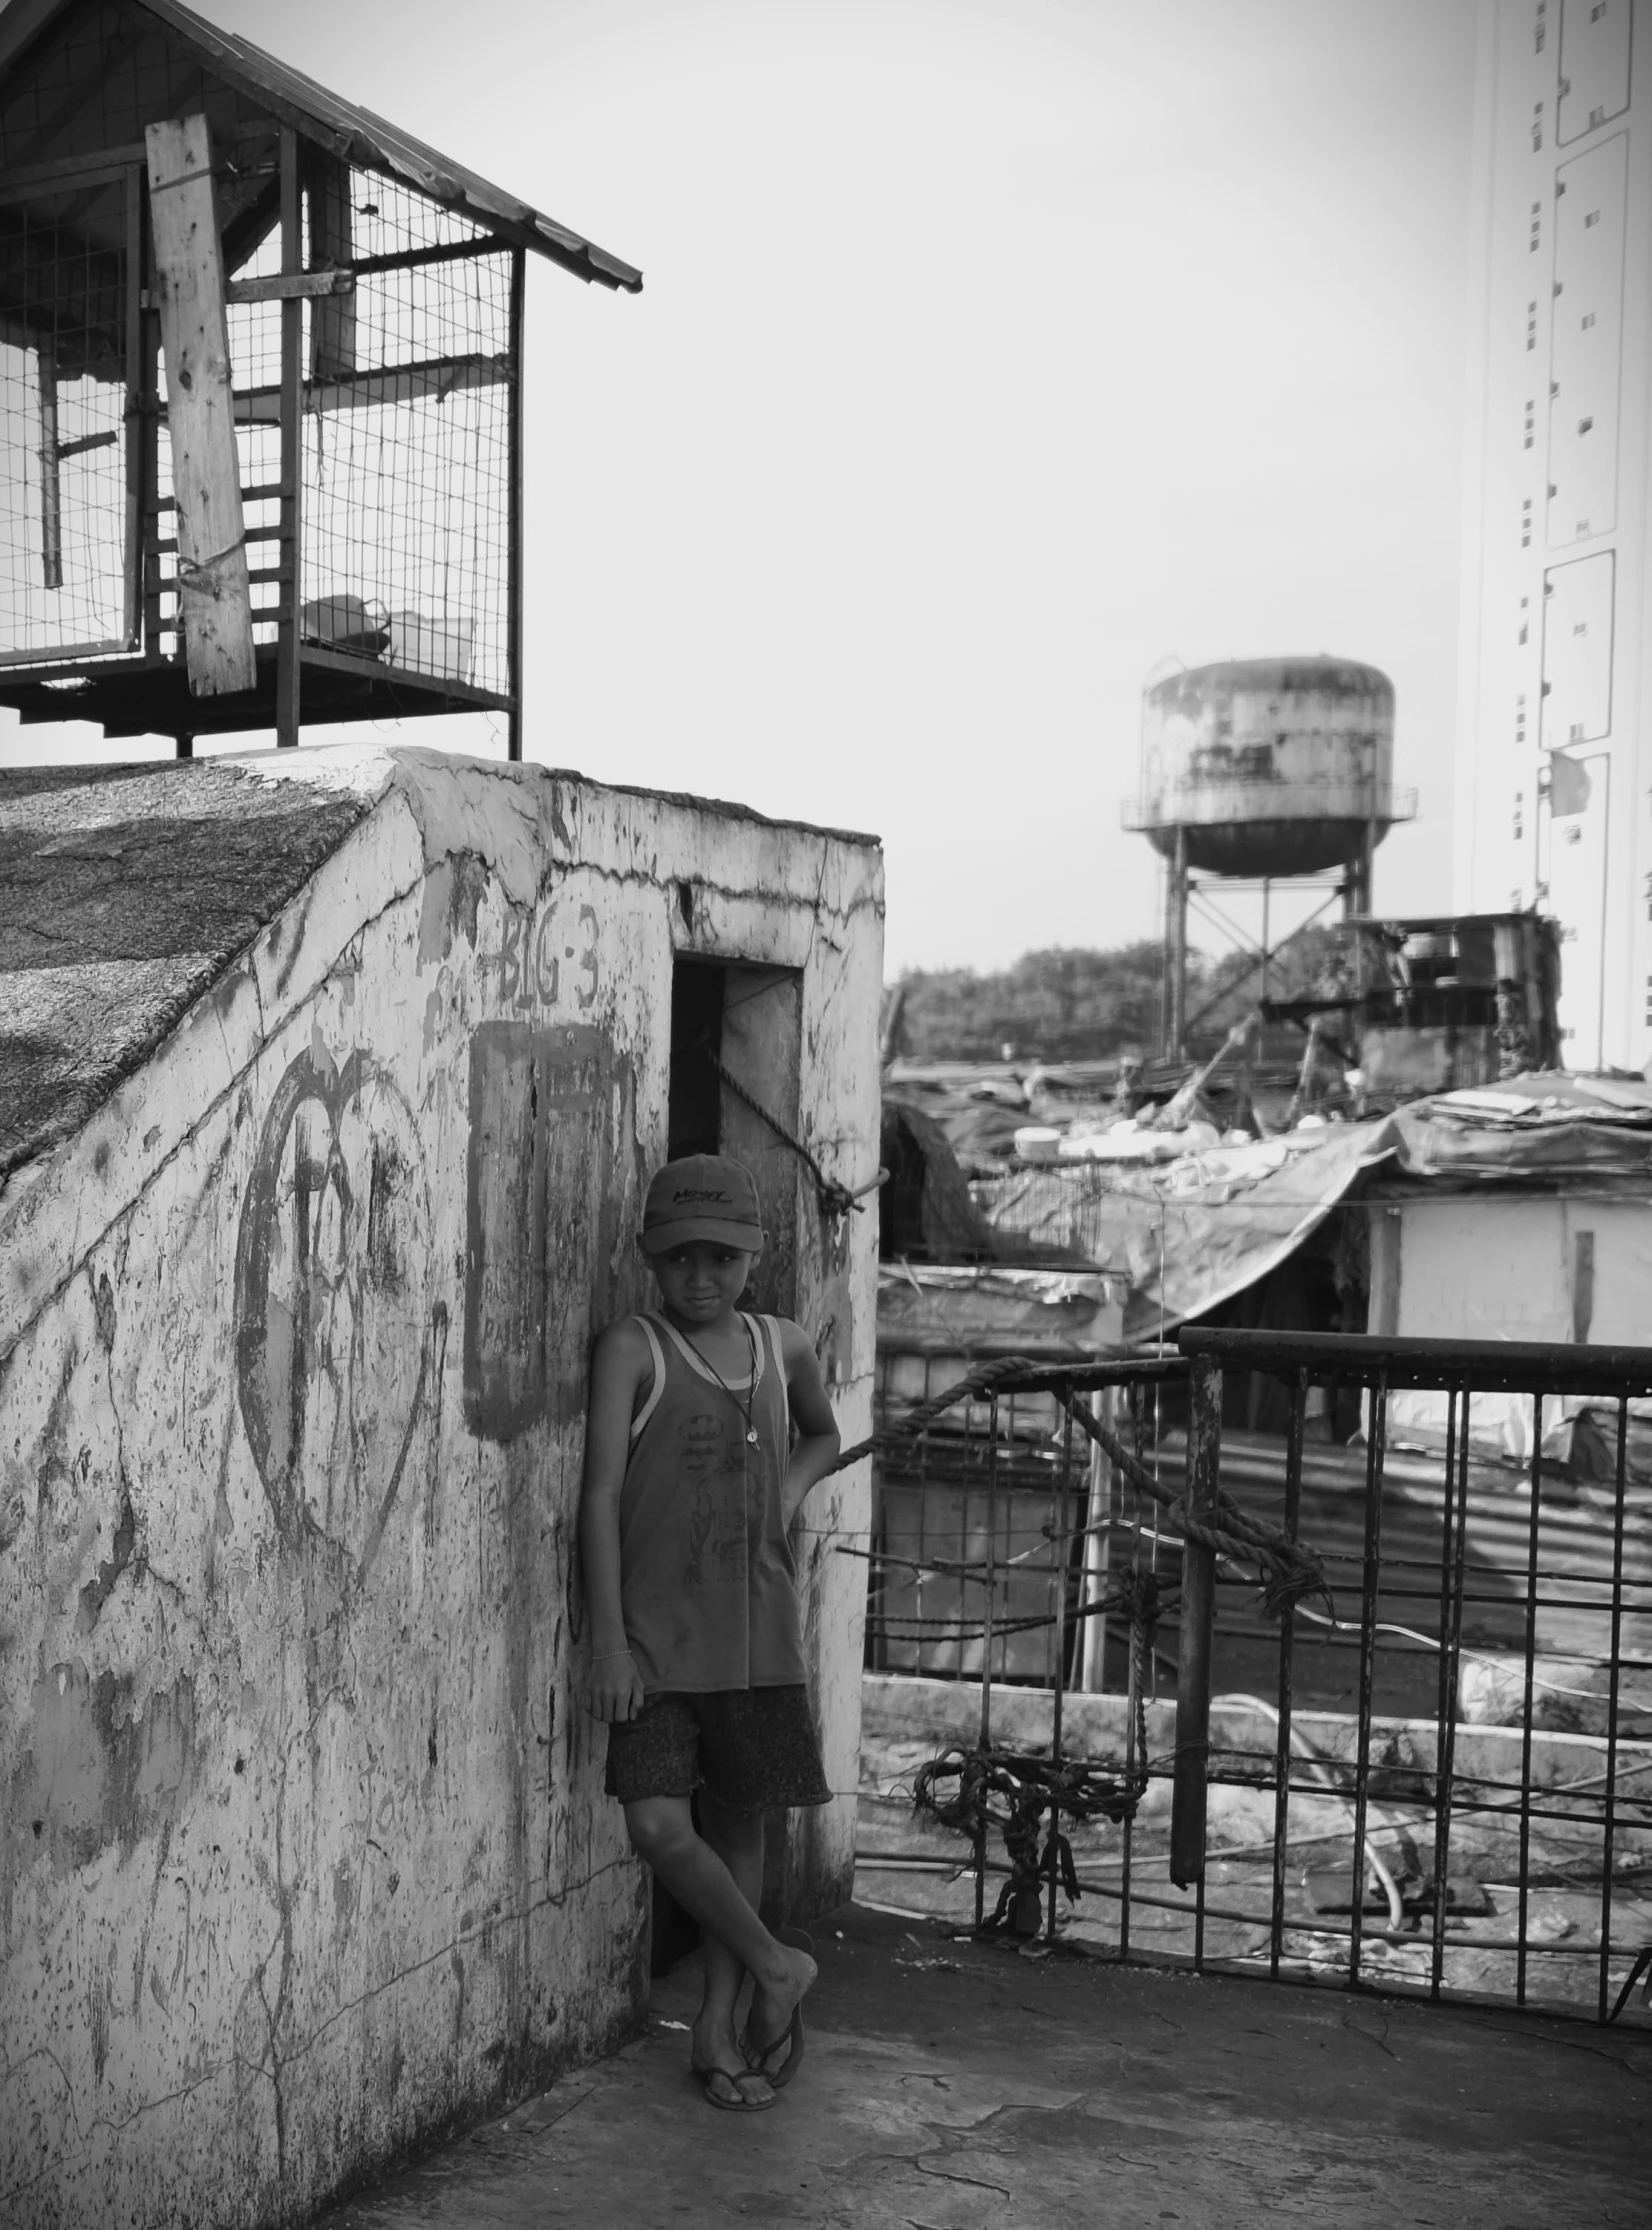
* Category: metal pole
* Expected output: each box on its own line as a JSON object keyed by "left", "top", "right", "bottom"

{"left": 1170, "top": 1351, "right": 1220, "bottom": 1888}
{"left": 506, "top": 245, "right": 526, "bottom": 762}
{"left": 1079, "top": 1387, "right": 1112, "bottom": 1693}
{"left": 1348, "top": 1371, "right": 1388, "bottom": 1988}
{"left": 1165, "top": 826, "right": 1188, "bottom": 1060}
{"left": 974, "top": 1392, "right": 1000, "bottom": 1932}
{"left": 1516, "top": 1393, "right": 1544, "bottom": 2008}
{"left": 1598, "top": 1395, "right": 1628, "bottom": 2023}
{"left": 1268, "top": 1369, "right": 1306, "bottom": 1978}
{"left": 275, "top": 127, "right": 303, "bottom": 748}
{"left": 1429, "top": 1384, "right": 1465, "bottom": 1999}
{"left": 1046, "top": 1388, "right": 1074, "bottom": 1938}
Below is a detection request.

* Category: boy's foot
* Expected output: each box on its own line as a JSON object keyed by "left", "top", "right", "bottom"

{"left": 690, "top": 2015, "right": 778, "bottom": 2112}
{"left": 742, "top": 1929, "right": 815, "bottom": 2091}
{"left": 693, "top": 2061, "right": 777, "bottom": 2113}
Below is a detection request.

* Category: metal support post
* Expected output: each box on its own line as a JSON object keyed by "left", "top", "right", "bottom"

{"left": 275, "top": 127, "right": 303, "bottom": 748}
{"left": 1164, "top": 826, "right": 1188, "bottom": 1060}
{"left": 1170, "top": 1351, "right": 1220, "bottom": 1888}
{"left": 507, "top": 246, "right": 526, "bottom": 762}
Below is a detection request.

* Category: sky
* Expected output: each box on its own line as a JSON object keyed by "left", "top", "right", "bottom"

{"left": 0, "top": 0, "right": 1482, "bottom": 976}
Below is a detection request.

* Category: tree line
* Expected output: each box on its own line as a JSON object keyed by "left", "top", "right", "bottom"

{"left": 890, "top": 931, "right": 1339, "bottom": 1065}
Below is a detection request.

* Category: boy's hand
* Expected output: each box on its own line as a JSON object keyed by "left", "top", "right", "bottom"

{"left": 588, "top": 1648, "right": 646, "bottom": 1723}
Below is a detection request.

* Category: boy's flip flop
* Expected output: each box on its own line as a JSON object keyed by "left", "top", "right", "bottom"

{"left": 696, "top": 2064, "right": 778, "bottom": 2113}
{"left": 741, "top": 1926, "right": 813, "bottom": 2092}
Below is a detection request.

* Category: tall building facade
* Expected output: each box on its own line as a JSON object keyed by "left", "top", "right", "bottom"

{"left": 1456, "top": 0, "right": 1652, "bottom": 1070}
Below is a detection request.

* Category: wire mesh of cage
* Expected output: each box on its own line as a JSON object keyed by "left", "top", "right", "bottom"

{"left": 291, "top": 171, "right": 511, "bottom": 697}
{"left": 5, "top": 141, "right": 513, "bottom": 709}
{"left": 150, "top": 167, "right": 513, "bottom": 696}
{"left": 0, "top": 172, "right": 135, "bottom": 665}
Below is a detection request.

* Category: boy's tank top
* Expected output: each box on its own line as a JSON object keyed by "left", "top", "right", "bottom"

{"left": 617, "top": 1312, "right": 807, "bottom": 1695}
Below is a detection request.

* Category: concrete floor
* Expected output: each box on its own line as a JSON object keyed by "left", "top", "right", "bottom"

{"left": 319, "top": 1902, "right": 1650, "bottom": 2230}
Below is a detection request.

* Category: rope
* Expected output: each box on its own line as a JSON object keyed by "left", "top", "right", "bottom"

{"left": 1060, "top": 1396, "right": 1330, "bottom": 1620}
{"left": 175, "top": 532, "right": 247, "bottom": 598}
{"left": 699, "top": 1036, "right": 880, "bottom": 1220}
{"left": 825, "top": 1353, "right": 1047, "bottom": 1478}
{"left": 913, "top": 1744, "right": 1148, "bottom": 1934}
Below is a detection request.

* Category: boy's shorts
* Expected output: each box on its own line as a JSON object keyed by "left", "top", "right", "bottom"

{"left": 604, "top": 1685, "right": 832, "bottom": 1815}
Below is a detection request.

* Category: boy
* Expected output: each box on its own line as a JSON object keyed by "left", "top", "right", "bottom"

{"left": 579, "top": 1153, "right": 842, "bottom": 2111}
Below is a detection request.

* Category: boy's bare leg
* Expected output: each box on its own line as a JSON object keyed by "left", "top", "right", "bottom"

{"left": 625, "top": 1796, "right": 815, "bottom": 2099}
{"left": 694, "top": 1793, "right": 764, "bottom": 2057}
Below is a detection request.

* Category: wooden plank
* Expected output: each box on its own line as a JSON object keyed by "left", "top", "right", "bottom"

{"left": 0, "top": 143, "right": 148, "bottom": 196}
{"left": 37, "top": 345, "right": 61, "bottom": 589}
{"left": 224, "top": 269, "right": 354, "bottom": 305}
{"left": 305, "top": 149, "right": 356, "bottom": 379}
{"left": 223, "top": 353, "right": 508, "bottom": 422}
{"left": 151, "top": 355, "right": 506, "bottom": 431}
{"left": 145, "top": 116, "right": 255, "bottom": 697}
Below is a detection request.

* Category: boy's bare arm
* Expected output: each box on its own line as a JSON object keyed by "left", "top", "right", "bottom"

{"left": 579, "top": 1318, "right": 652, "bottom": 1722}
{"left": 777, "top": 1319, "right": 842, "bottom": 1528}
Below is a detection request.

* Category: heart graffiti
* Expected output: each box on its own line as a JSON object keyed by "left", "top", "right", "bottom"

{"left": 234, "top": 1045, "right": 436, "bottom": 1570}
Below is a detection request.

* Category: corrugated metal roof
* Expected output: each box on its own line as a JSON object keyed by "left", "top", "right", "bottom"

{"left": 0, "top": 0, "right": 642, "bottom": 292}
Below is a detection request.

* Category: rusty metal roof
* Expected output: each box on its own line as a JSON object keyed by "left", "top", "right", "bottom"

{"left": 0, "top": 0, "right": 642, "bottom": 291}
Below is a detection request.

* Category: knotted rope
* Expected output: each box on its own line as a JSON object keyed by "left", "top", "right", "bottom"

{"left": 827, "top": 1354, "right": 1329, "bottom": 1620}
{"left": 1059, "top": 1396, "right": 1331, "bottom": 1620}
{"left": 698, "top": 1036, "right": 879, "bottom": 1220}
{"left": 913, "top": 1743, "right": 1146, "bottom": 1934}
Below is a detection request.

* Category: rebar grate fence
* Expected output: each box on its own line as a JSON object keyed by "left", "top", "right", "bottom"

{"left": 856, "top": 1334, "right": 1652, "bottom": 2025}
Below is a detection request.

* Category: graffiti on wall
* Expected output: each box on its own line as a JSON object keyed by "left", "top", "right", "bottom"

{"left": 497, "top": 897, "right": 601, "bottom": 1015}
{"left": 234, "top": 1044, "right": 442, "bottom": 1570}
{"left": 464, "top": 1021, "right": 622, "bottom": 1442}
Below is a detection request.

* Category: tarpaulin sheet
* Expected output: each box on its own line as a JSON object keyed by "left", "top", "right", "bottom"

{"left": 973, "top": 1119, "right": 1399, "bottom": 1339}
{"left": 1390, "top": 1072, "right": 1652, "bottom": 1182}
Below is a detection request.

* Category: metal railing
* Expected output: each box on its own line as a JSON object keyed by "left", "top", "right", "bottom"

{"left": 857, "top": 1332, "right": 1652, "bottom": 2024}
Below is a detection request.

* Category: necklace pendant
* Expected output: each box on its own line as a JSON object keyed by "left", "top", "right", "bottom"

{"left": 746, "top": 1428, "right": 760, "bottom": 1446}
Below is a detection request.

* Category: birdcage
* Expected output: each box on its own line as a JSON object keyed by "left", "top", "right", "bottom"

{"left": 0, "top": 0, "right": 640, "bottom": 756}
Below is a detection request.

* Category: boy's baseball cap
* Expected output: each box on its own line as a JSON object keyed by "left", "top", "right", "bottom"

{"left": 641, "top": 1154, "right": 764, "bottom": 1255}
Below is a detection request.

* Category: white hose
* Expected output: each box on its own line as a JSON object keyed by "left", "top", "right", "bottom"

{"left": 1214, "top": 1691, "right": 1406, "bottom": 1931}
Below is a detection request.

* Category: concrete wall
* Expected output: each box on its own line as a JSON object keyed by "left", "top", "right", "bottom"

{"left": 1455, "top": 0, "right": 1652, "bottom": 1069}
{"left": 1370, "top": 1188, "right": 1652, "bottom": 1461}
{"left": 0, "top": 744, "right": 883, "bottom": 2229}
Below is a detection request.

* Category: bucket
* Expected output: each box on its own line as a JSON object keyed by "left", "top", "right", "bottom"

{"left": 388, "top": 609, "right": 475, "bottom": 683}
{"left": 300, "top": 593, "right": 390, "bottom": 656}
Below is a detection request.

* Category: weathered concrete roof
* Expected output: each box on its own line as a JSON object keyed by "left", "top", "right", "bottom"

{"left": 0, "top": 758, "right": 371, "bottom": 1181}
{"left": 0, "top": 745, "right": 882, "bottom": 1187}
{"left": 313, "top": 1900, "right": 1652, "bottom": 2227}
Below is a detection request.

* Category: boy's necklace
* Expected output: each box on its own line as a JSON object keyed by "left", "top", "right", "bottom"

{"left": 681, "top": 1313, "right": 760, "bottom": 1446}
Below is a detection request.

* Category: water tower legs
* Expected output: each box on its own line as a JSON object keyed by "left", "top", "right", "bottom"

{"left": 1163, "top": 825, "right": 1188, "bottom": 1060}
{"left": 1344, "top": 822, "right": 1376, "bottom": 917}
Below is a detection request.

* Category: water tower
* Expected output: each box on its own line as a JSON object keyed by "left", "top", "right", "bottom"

{"left": 1123, "top": 657, "right": 1413, "bottom": 1056}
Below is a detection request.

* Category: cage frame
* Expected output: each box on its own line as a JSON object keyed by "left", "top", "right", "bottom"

{"left": 0, "top": 0, "right": 641, "bottom": 758}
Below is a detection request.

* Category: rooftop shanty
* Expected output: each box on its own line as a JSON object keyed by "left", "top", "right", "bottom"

{"left": 0, "top": 0, "right": 639, "bottom": 754}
